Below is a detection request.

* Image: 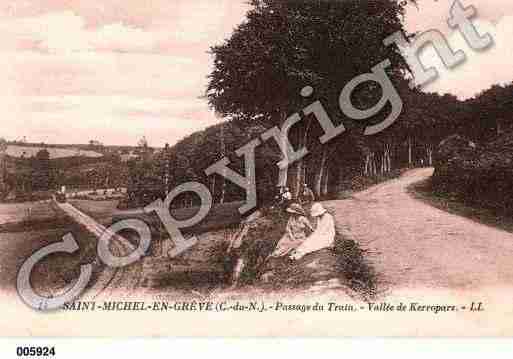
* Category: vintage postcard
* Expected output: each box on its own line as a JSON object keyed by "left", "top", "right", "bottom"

{"left": 1, "top": 0, "right": 513, "bottom": 337}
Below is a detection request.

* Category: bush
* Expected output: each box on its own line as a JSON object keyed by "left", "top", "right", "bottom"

{"left": 433, "top": 133, "right": 513, "bottom": 215}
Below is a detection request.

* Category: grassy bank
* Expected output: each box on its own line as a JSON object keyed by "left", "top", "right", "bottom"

{"left": 408, "top": 177, "right": 513, "bottom": 234}
{"left": 0, "top": 201, "right": 71, "bottom": 233}
{"left": 207, "top": 207, "right": 377, "bottom": 298}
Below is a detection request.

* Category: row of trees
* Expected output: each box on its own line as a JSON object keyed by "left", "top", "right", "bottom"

{"left": 459, "top": 83, "right": 513, "bottom": 143}
{"left": 1, "top": 148, "right": 54, "bottom": 201}
{"left": 207, "top": 0, "right": 411, "bottom": 198}
{"left": 125, "top": 0, "right": 512, "bottom": 209}
{"left": 2, "top": 146, "right": 130, "bottom": 201}
{"left": 124, "top": 87, "right": 467, "bottom": 208}
{"left": 126, "top": 123, "right": 280, "bottom": 207}
{"left": 122, "top": 1, "right": 418, "bottom": 206}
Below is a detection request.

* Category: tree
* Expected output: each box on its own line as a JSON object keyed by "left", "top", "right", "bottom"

{"left": 137, "top": 136, "right": 149, "bottom": 150}
{"left": 464, "top": 82, "right": 513, "bottom": 142}
{"left": 88, "top": 140, "right": 104, "bottom": 151}
{"left": 207, "top": 0, "right": 411, "bottom": 195}
{"left": 31, "top": 148, "right": 52, "bottom": 191}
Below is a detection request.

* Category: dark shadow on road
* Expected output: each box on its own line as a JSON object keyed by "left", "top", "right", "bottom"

{"left": 408, "top": 177, "right": 513, "bottom": 234}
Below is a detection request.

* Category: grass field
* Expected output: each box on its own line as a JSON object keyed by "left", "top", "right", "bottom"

{"left": 0, "top": 201, "right": 73, "bottom": 233}
{"left": 0, "top": 201, "right": 58, "bottom": 225}
{"left": 70, "top": 199, "right": 245, "bottom": 234}
{"left": 69, "top": 200, "right": 120, "bottom": 226}
{"left": 112, "top": 201, "right": 245, "bottom": 235}
{"left": 0, "top": 222, "right": 100, "bottom": 295}
{"left": 0, "top": 197, "right": 100, "bottom": 296}
{"left": 6, "top": 145, "right": 102, "bottom": 159}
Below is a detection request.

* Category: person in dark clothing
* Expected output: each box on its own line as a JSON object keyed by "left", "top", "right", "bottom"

{"left": 274, "top": 186, "right": 293, "bottom": 210}
{"left": 299, "top": 183, "right": 315, "bottom": 205}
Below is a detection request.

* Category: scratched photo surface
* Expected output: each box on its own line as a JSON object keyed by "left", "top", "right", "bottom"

{"left": 1, "top": 0, "right": 513, "bottom": 336}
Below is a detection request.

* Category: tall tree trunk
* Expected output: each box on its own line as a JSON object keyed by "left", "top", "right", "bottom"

{"left": 408, "top": 136, "right": 413, "bottom": 167}
{"left": 383, "top": 143, "right": 391, "bottom": 173}
{"left": 219, "top": 124, "right": 226, "bottom": 204}
{"left": 426, "top": 145, "right": 433, "bottom": 166}
{"left": 314, "top": 148, "right": 328, "bottom": 197}
{"left": 387, "top": 144, "right": 393, "bottom": 172}
{"left": 219, "top": 178, "right": 226, "bottom": 204}
{"left": 321, "top": 165, "right": 329, "bottom": 197}
{"left": 380, "top": 152, "right": 385, "bottom": 175}
{"left": 363, "top": 155, "right": 367, "bottom": 176}
{"left": 370, "top": 152, "right": 376, "bottom": 176}
{"left": 292, "top": 118, "right": 312, "bottom": 198}
{"left": 278, "top": 111, "right": 289, "bottom": 188}
{"left": 293, "top": 161, "right": 303, "bottom": 199}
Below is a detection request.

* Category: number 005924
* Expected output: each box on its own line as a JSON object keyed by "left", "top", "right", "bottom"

{"left": 16, "top": 346, "right": 56, "bottom": 357}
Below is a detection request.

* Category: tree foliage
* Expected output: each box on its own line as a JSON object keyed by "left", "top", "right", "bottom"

{"left": 207, "top": 0, "right": 410, "bottom": 126}
{"left": 125, "top": 1, "right": 512, "bottom": 209}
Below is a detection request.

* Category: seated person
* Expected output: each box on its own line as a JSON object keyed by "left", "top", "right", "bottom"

{"left": 274, "top": 186, "right": 293, "bottom": 209}
{"left": 270, "top": 203, "right": 313, "bottom": 258}
{"left": 290, "top": 203, "right": 335, "bottom": 260}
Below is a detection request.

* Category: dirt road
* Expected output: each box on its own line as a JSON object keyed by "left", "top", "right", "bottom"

{"left": 326, "top": 168, "right": 513, "bottom": 292}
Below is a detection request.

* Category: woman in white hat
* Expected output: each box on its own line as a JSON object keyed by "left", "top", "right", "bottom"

{"left": 270, "top": 203, "right": 313, "bottom": 257}
{"left": 290, "top": 202, "right": 336, "bottom": 260}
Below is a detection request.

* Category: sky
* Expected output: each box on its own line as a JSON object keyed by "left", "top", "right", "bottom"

{"left": 1, "top": 0, "right": 512, "bottom": 147}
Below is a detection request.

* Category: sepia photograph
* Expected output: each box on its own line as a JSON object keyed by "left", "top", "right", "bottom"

{"left": 0, "top": 0, "right": 512, "bottom": 338}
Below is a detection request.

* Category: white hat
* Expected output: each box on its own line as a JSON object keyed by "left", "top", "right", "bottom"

{"left": 311, "top": 203, "right": 327, "bottom": 217}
